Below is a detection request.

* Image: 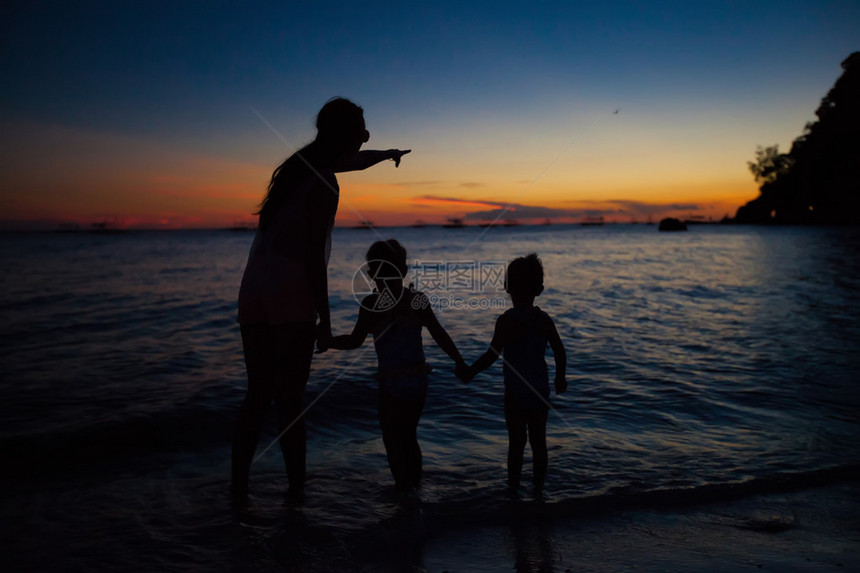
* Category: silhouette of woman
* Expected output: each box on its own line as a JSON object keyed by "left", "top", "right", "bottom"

{"left": 233, "top": 98, "right": 410, "bottom": 499}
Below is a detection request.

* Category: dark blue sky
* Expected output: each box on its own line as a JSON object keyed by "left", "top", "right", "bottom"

{"left": 5, "top": 2, "right": 856, "bottom": 132}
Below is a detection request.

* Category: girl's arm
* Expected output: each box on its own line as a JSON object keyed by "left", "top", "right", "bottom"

{"left": 544, "top": 314, "right": 568, "bottom": 394}
{"left": 329, "top": 304, "right": 373, "bottom": 350}
{"left": 468, "top": 315, "right": 509, "bottom": 380}
{"left": 334, "top": 149, "right": 411, "bottom": 172}
{"left": 306, "top": 178, "right": 339, "bottom": 352}
{"left": 417, "top": 294, "right": 466, "bottom": 368}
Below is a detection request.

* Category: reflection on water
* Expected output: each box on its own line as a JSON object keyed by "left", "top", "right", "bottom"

{"left": 509, "top": 518, "right": 556, "bottom": 573}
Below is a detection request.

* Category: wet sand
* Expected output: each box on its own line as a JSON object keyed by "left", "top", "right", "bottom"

{"left": 418, "top": 483, "right": 860, "bottom": 572}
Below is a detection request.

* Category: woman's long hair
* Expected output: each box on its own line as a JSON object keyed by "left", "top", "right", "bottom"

{"left": 257, "top": 98, "right": 365, "bottom": 231}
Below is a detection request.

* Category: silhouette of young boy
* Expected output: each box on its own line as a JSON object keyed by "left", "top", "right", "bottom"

{"left": 329, "top": 239, "right": 466, "bottom": 491}
{"left": 461, "top": 253, "right": 567, "bottom": 492}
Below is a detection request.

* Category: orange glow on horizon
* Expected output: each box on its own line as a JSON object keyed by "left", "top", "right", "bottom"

{"left": 3, "top": 178, "right": 758, "bottom": 229}
{"left": 1, "top": 119, "right": 764, "bottom": 230}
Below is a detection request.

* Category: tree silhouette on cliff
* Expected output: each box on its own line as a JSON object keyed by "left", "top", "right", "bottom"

{"left": 735, "top": 52, "right": 860, "bottom": 224}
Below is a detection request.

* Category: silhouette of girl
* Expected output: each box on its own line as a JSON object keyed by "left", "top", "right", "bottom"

{"left": 233, "top": 98, "right": 410, "bottom": 499}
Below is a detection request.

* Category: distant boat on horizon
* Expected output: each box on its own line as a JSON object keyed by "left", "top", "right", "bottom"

{"left": 89, "top": 221, "right": 129, "bottom": 234}
{"left": 226, "top": 221, "right": 256, "bottom": 232}
{"left": 476, "top": 218, "right": 520, "bottom": 228}
{"left": 411, "top": 219, "right": 427, "bottom": 228}
{"left": 581, "top": 216, "right": 605, "bottom": 226}
{"left": 443, "top": 217, "right": 466, "bottom": 228}
{"left": 684, "top": 215, "right": 710, "bottom": 225}
{"left": 55, "top": 217, "right": 129, "bottom": 234}
{"left": 658, "top": 217, "right": 687, "bottom": 231}
{"left": 350, "top": 220, "right": 375, "bottom": 230}
{"left": 54, "top": 223, "right": 81, "bottom": 233}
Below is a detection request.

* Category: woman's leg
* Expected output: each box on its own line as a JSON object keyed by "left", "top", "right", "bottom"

{"left": 232, "top": 324, "right": 276, "bottom": 496}
{"left": 527, "top": 408, "right": 549, "bottom": 491}
{"left": 273, "top": 322, "right": 315, "bottom": 493}
{"left": 504, "top": 396, "right": 528, "bottom": 489}
{"left": 379, "top": 389, "right": 429, "bottom": 490}
{"left": 378, "top": 389, "right": 408, "bottom": 488}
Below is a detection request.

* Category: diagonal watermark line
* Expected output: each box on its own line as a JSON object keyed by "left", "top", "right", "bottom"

{"left": 250, "top": 105, "right": 387, "bottom": 244}
{"left": 251, "top": 345, "right": 370, "bottom": 464}
{"left": 467, "top": 109, "right": 616, "bottom": 249}
{"left": 495, "top": 351, "right": 576, "bottom": 433}
{"left": 252, "top": 322, "right": 395, "bottom": 465}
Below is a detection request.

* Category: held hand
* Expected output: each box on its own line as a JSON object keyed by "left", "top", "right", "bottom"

{"left": 455, "top": 361, "right": 474, "bottom": 384}
{"left": 390, "top": 149, "right": 411, "bottom": 167}
{"left": 316, "top": 322, "right": 332, "bottom": 353}
{"left": 554, "top": 374, "right": 568, "bottom": 395}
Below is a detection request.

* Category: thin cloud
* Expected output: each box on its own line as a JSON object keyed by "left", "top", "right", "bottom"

{"left": 394, "top": 180, "right": 443, "bottom": 187}
{"left": 418, "top": 194, "right": 708, "bottom": 221}
{"left": 604, "top": 200, "right": 703, "bottom": 215}
{"left": 460, "top": 182, "right": 485, "bottom": 189}
{"left": 465, "top": 206, "right": 583, "bottom": 220}
{"left": 670, "top": 203, "right": 701, "bottom": 211}
{"left": 419, "top": 195, "right": 508, "bottom": 208}
{"left": 421, "top": 195, "right": 617, "bottom": 220}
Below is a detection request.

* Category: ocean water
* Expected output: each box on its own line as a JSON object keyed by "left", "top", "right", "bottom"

{"left": 2, "top": 224, "right": 859, "bottom": 570}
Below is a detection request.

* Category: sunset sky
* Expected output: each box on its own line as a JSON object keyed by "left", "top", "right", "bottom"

{"left": 2, "top": 1, "right": 858, "bottom": 229}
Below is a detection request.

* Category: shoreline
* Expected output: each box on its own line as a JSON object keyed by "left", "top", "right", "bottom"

{"left": 228, "top": 477, "right": 860, "bottom": 572}
{"left": 6, "top": 456, "right": 859, "bottom": 571}
{"left": 414, "top": 481, "right": 860, "bottom": 572}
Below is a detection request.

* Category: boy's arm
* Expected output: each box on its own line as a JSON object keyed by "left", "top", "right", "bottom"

{"left": 333, "top": 149, "right": 411, "bottom": 172}
{"left": 469, "top": 315, "right": 508, "bottom": 378}
{"left": 544, "top": 314, "right": 568, "bottom": 394}
{"left": 417, "top": 294, "right": 465, "bottom": 367}
{"left": 329, "top": 304, "right": 372, "bottom": 350}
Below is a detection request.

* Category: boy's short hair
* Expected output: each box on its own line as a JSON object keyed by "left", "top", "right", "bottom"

{"left": 366, "top": 239, "right": 408, "bottom": 278}
{"left": 505, "top": 253, "right": 544, "bottom": 296}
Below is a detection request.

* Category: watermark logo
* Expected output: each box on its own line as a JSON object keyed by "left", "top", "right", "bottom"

{"left": 351, "top": 259, "right": 404, "bottom": 311}
{"left": 411, "top": 260, "right": 507, "bottom": 293}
